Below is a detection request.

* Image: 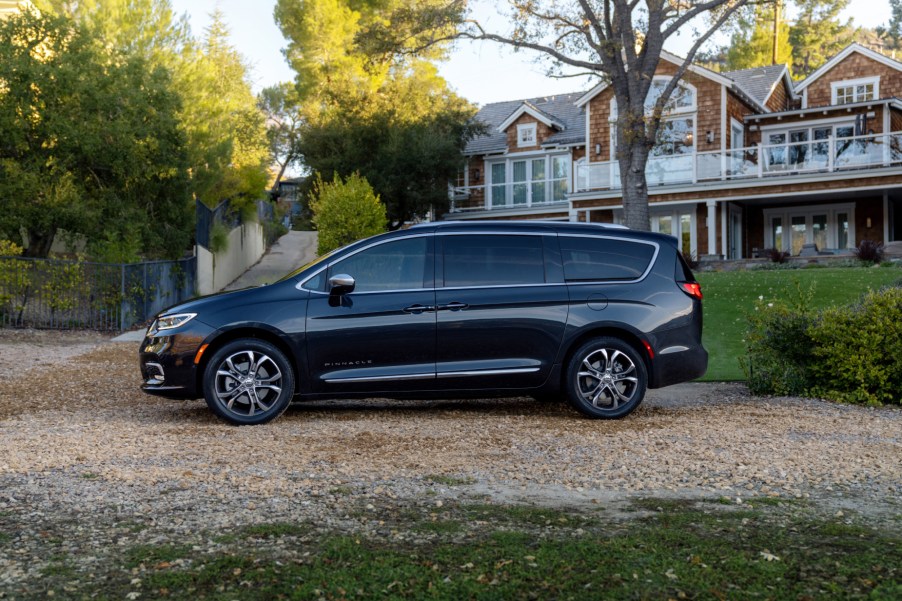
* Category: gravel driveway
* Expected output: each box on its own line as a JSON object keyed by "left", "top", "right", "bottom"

{"left": 0, "top": 331, "right": 900, "bottom": 594}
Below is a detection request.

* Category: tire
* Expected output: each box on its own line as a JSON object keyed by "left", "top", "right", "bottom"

{"left": 565, "top": 337, "right": 647, "bottom": 419}
{"left": 203, "top": 339, "right": 295, "bottom": 425}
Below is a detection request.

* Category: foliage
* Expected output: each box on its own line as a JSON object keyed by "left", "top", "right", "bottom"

{"left": 275, "top": 0, "right": 478, "bottom": 226}
{"left": 258, "top": 83, "right": 304, "bottom": 191}
{"left": 789, "top": 0, "right": 857, "bottom": 78}
{"left": 724, "top": 4, "right": 794, "bottom": 71}
{"left": 310, "top": 173, "right": 386, "bottom": 255}
{"left": 41, "top": 259, "right": 85, "bottom": 314}
{"left": 741, "top": 282, "right": 816, "bottom": 396}
{"left": 878, "top": 0, "right": 902, "bottom": 50}
{"left": 805, "top": 287, "right": 902, "bottom": 406}
{"left": 0, "top": 240, "right": 28, "bottom": 316}
{"left": 208, "top": 223, "right": 231, "bottom": 255}
{"left": 0, "top": 9, "right": 193, "bottom": 260}
{"left": 742, "top": 279, "right": 902, "bottom": 406}
{"left": 853, "top": 239, "right": 884, "bottom": 264}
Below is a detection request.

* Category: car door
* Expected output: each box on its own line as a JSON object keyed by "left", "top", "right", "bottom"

{"left": 305, "top": 234, "right": 436, "bottom": 393}
{"left": 434, "top": 232, "right": 568, "bottom": 389}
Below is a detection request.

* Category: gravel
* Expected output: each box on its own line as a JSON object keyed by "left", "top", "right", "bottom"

{"left": 0, "top": 331, "right": 900, "bottom": 594}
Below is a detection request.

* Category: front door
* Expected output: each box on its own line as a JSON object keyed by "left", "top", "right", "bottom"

{"left": 305, "top": 235, "right": 436, "bottom": 393}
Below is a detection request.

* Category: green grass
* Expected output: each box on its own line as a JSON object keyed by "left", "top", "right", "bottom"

{"left": 94, "top": 500, "right": 901, "bottom": 600}
{"left": 698, "top": 266, "right": 902, "bottom": 380}
{"left": 425, "top": 474, "right": 476, "bottom": 487}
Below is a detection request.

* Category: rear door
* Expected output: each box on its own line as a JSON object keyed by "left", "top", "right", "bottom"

{"left": 434, "top": 232, "right": 568, "bottom": 389}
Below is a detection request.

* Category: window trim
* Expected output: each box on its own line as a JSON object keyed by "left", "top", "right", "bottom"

{"left": 831, "top": 76, "right": 879, "bottom": 105}
{"left": 517, "top": 123, "right": 538, "bottom": 148}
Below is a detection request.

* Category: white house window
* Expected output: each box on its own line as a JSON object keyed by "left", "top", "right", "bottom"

{"left": 486, "top": 154, "right": 570, "bottom": 208}
{"left": 831, "top": 77, "right": 879, "bottom": 105}
{"left": 651, "top": 210, "right": 696, "bottom": 257}
{"left": 517, "top": 123, "right": 537, "bottom": 147}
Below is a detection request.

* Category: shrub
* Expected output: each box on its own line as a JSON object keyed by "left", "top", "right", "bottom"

{"left": 806, "top": 287, "right": 902, "bottom": 406}
{"left": 681, "top": 250, "right": 700, "bottom": 270}
{"left": 310, "top": 172, "right": 387, "bottom": 255}
{"left": 740, "top": 282, "right": 816, "bottom": 396}
{"left": 853, "top": 239, "right": 884, "bottom": 264}
{"left": 0, "top": 240, "right": 29, "bottom": 319}
{"left": 742, "top": 281, "right": 902, "bottom": 406}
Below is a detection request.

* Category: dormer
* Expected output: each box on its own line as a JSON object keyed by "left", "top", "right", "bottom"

{"left": 795, "top": 43, "right": 902, "bottom": 109}
{"left": 497, "top": 102, "right": 565, "bottom": 151}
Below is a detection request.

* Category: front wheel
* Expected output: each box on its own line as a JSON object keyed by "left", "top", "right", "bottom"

{"left": 565, "top": 337, "right": 647, "bottom": 419}
{"left": 203, "top": 339, "right": 295, "bottom": 425}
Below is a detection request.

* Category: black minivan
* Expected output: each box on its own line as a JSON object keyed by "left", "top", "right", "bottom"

{"left": 140, "top": 221, "right": 707, "bottom": 424}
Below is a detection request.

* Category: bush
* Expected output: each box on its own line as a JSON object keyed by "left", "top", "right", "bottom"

{"left": 0, "top": 240, "right": 28, "bottom": 318}
{"left": 764, "top": 247, "right": 790, "bottom": 263}
{"left": 742, "top": 282, "right": 902, "bottom": 406}
{"left": 806, "top": 287, "right": 902, "bottom": 406}
{"left": 853, "top": 239, "right": 884, "bottom": 264}
{"left": 741, "top": 283, "right": 816, "bottom": 396}
{"left": 310, "top": 172, "right": 386, "bottom": 255}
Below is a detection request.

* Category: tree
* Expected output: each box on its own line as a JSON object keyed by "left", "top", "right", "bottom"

{"left": 39, "top": 1, "right": 271, "bottom": 214}
{"left": 724, "top": 3, "right": 793, "bottom": 71}
{"left": 275, "top": 0, "right": 478, "bottom": 226}
{"left": 310, "top": 173, "right": 386, "bottom": 254}
{"left": 439, "top": 1, "right": 756, "bottom": 231}
{"left": 0, "top": 9, "right": 192, "bottom": 259}
{"left": 878, "top": 0, "right": 902, "bottom": 52}
{"left": 258, "top": 83, "right": 304, "bottom": 192}
{"left": 789, "top": 0, "right": 856, "bottom": 77}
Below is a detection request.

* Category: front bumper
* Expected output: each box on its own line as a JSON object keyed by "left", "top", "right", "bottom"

{"left": 139, "top": 321, "right": 215, "bottom": 399}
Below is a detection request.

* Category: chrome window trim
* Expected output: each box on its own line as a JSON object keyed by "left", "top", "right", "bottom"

{"left": 296, "top": 233, "right": 433, "bottom": 292}
{"left": 558, "top": 234, "right": 660, "bottom": 284}
{"left": 436, "top": 230, "right": 557, "bottom": 237}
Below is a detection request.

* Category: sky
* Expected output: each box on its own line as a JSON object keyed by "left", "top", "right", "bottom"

{"left": 171, "top": 0, "right": 894, "bottom": 107}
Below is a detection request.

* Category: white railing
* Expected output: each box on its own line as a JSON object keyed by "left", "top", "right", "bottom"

{"left": 449, "top": 177, "right": 569, "bottom": 212}
{"left": 575, "top": 130, "right": 902, "bottom": 193}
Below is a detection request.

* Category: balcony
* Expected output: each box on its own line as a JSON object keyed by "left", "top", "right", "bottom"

{"left": 575, "top": 130, "right": 902, "bottom": 193}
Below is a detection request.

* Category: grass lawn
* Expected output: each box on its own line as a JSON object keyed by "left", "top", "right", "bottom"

{"left": 51, "top": 498, "right": 901, "bottom": 600}
{"left": 697, "top": 264, "right": 902, "bottom": 381}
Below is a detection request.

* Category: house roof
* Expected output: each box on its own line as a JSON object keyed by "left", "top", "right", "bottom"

{"left": 496, "top": 102, "right": 566, "bottom": 132}
{"left": 795, "top": 42, "right": 902, "bottom": 93}
{"left": 465, "top": 92, "right": 586, "bottom": 155}
{"left": 724, "top": 64, "right": 794, "bottom": 106}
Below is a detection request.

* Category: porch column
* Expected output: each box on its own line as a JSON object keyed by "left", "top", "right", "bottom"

{"left": 706, "top": 200, "right": 717, "bottom": 257}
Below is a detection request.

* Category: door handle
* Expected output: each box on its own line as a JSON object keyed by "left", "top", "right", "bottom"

{"left": 403, "top": 304, "right": 435, "bottom": 314}
{"left": 437, "top": 302, "right": 469, "bottom": 311}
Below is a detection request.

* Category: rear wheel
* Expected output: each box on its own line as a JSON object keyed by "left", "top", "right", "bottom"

{"left": 203, "top": 339, "right": 295, "bottom": 425}
{"left": 565, "top": 337, "right": 646, "bottom": 419}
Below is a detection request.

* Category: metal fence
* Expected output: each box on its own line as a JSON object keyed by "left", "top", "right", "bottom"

{"left": 196, "top": 198, "right": 275, "bottom": 250}
{"left": 0, "top": 256, "right": 196, "bottom": 331}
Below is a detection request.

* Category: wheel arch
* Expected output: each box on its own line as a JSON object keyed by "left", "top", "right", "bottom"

{"left": 559, "top": 326, "right": 651, "bottom": 390}
{"left": 195, "top": 326, "right": 302, "bottom": 395}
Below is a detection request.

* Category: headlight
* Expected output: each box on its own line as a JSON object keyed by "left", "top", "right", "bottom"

{"left": 151, "top": 313, "right": 197, "bottom": 332}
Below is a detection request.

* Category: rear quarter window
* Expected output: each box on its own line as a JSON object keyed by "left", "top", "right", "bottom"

{"left": 559, "top": 236, "right": 656, "bottom": 282}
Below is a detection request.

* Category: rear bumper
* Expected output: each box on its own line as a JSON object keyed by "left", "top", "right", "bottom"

{"left": 649, "top": 343, "right": 708, "bottom": 389}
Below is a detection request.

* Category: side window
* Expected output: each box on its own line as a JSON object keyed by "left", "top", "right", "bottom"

{"left": 329, "top": 237, "right": 430, "bottom": 292}
{"left": 560, "top": 236, "right": 656, "bottom": 282}
{"left": 443, "top": 235, "right": 545, "bottom": 287}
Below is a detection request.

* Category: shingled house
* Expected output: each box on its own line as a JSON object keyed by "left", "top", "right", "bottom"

{"left": 450, "top": 43, "right": 902, "bottom": 260}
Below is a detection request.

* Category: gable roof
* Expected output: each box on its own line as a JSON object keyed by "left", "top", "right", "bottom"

{"left": 795, "top": 43, "right": 902, "bottom": 93}
{"left": 496, "top": 102, "right": 566, "bottom": 132}
{"left": 724, "top": 64, "right": 794, "bottom": 106}
{"left": 465, "top": 92, "right": 586, "bottom": 156}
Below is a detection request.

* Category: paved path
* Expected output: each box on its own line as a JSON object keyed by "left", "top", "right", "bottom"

{"left": 224, "top": 230, "right": 318, "bottom": 291}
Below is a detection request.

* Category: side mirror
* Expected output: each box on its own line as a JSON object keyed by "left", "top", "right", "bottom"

{"left": 329, "top": 273, "right": 355, "bottom": 296}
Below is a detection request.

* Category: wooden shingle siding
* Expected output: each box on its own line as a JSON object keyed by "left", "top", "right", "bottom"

{"left": 805, "top": 53, "right": 902, "bottom": 107}
{"left": 727, "top": 92, "right": 757, "bottom": 146}
{"left": 766, "top": 79, "right": 789, "bottom": 112}
{"left": 504, "top": 114, "right": 554, "bottom": 152}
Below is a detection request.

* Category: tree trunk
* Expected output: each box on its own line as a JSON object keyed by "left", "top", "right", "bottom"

{"left": 24, "top": 228, "right": 56, "bottom": 258}
{"left": 620, "top": 148, "right": 651, "bottom": 231}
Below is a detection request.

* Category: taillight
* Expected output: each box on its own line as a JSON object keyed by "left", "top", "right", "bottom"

{"left": 680, "top": 281, "right": 703, "bottom": 300}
